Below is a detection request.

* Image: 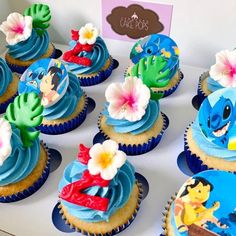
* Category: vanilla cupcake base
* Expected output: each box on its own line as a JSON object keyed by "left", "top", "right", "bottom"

{"left": 0, "top": 73, "right": 19, "bottom": 113}
{"left": 185, "top": 126, "right": 236, "bottom": 172}
{"left": 38, "top": 94, "right": 88, "bottom": 135}
{"left": 0, "top": 142, "right": 50, "bottom": 202}
{"left": 59, "top": 184, "right": 142, "bottom": 235}
{"left": 98, "top": 112, "right": 168, "bottom": 155}
{"left": 5, "top": 43, "right": 56, "bottom": 74}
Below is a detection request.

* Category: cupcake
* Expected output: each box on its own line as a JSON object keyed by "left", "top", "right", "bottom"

{"left": 0, "top": 58, "right": 19, "bottom": 114}
{"left": 0, "top": 4, "right": 56, "bottom": 74}
{"left": 18, "top": 58, "right": 88, "bottom": 135}
{"left": 58, "top": 140, "right": 142, "bottom": 235}
{"left": 128, "top": 34, "right": 182, "bottom": 99}
{"left": 163, "top": 170, "right": 236, "bottom": 236}
{"left": 62, "top": 23, "right": 118, "bottom": 86}
{"left": 98, "top": 76, "right": 168, "bottom": 155}
{"left": 0, "top": 92, "right": 50, "bottom": 202}
{"left": 184, "top": 88, "right": 236, "bottom": 174}
{"left": 197, "top": 50, "right": 236, "bottom": 105}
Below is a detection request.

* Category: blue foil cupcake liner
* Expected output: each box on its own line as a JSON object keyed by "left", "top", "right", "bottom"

{"left": 38, "top": 94, "right": 88, "bottom": 135}
{"left": 184, "top": 125, "right": 211, "bottom": 174}
{"left": 57, "top": 182, "right": 143, "bottom": 236}
{"left": 78, "top": 57, "right": 119, "bottom": 86}
{"left": 0, "top": 91, "right": 18, "bottom": 114}
{"left": 161, "top": 194, "right": 177, "bottom": 236}
{"left": 98, "top": 112, "right": 169, "bottom": 156}
{"left": 153, "top": 70, "right": 184, "bottom": 98}
{"left": 0, "top": 141, "right": 50, "bottom": 203}
{"left": 197, "top": 71, "right": 210, "bottom": 106}
{"left": 5, "top": 44, "right": 57, "bottom": 74}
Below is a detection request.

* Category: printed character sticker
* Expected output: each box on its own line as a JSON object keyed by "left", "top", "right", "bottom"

{"left": 19, "top": 58, "right": 69, "bottom": 108}
{"left": 198, "top": 88, "right": 236, "bottom": 150}
{"left": 174, "top": 177, "right": 227, "bottom": 234}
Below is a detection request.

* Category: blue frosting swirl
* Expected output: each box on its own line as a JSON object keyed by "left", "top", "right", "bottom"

{"left": 0, "top": 125, "right": 40, "bottom": 186}
{"left": 7, "top": 29, "right": 50, "bottom": 61}
{"left": 207, "top": 76, "right": 224, "bottom": 92}
{"left": 191, "top": 120, "right": 236, "bottom": 161}
{"left": 58, "top": 159, "right": 135, "bottom": 222}
{"left": 0, "top": 58, "right": 13, "bottom": 96}
{"left": 43, "top": 73, "right": 83, "bottom": 120}
{"left": 64, "top": 36, "right": 109, "bottom": 74}
{"left": 102, "top": 100, "right": 159, "bottom": 135}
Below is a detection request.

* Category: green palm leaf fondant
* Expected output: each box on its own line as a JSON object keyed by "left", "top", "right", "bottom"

{"left": 5, "top": 93, "right": 44, "bottom": 147}
{"left": 131, "top": 55, "right": 170, "bottom": 100}
{"left": 24, "top": 4, "right": 51, "bottom": 36}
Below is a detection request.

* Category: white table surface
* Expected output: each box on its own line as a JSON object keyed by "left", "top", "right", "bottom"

{"left": 0, "top": 44, "right": 207, "bottom": 236}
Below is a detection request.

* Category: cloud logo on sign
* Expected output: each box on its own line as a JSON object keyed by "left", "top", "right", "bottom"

{"left": 107, "top": 4, "right": 164, "bottom": 39}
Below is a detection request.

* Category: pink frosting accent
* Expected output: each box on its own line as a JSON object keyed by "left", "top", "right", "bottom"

{"left": 0, "top": 138, "right": 3, "bottom": 149}
{"left": 11, "top": 23, "right": 25, "bottom": 34}
{"left": 119, "top": 92, "right": 138, "bottom": 112}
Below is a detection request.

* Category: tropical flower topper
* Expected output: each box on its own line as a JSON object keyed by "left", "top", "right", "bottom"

{"left": 210, "top": 50, "right": 236, "bottom": 87}
{"left": 0, "top": 4, "right": 51, "bottom": 45}
{"left": 0, "top": 118, "right": 12, "bottom": 166}
{"left": 105, "top": 76, "right": 150, "bottom": 122}
{"left": 60, "top": 140, "right": 127, "bottom": 212}
{"left": 63, "top": 23, "right": 99, "bottom": 66}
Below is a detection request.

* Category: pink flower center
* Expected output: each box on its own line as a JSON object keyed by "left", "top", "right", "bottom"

{"left": 120, "top": 92, "right": 137, "bottom": 112}
{"left": 11, "top": 23, "right": 25, "bottom": 34}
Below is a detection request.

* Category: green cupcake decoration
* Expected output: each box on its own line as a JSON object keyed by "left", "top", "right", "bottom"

{"left": 24, "top": 4, "right": 51, "bottom": 36}
{"left": 131, "top": 55, "right": 170, "bottom": 100}
{"left": 5, "top": 93, "right": 44, "bottom": 147}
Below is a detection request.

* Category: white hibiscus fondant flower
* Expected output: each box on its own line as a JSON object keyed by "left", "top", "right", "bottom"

{"left": 210, "top": 50, "right": 236, "bottom": 87}
{"left": 105, "top": 76, "right": 150, "bottom": 122}
{"left": 88, "top": 140, "right": 126, "bottom": 180}
{"left": 0, "top": 118, "right": 12, "bottom": 166}
{"left": 0, "top": 12, "right": 33, "bottom": 45}
{"left": 79, "top": 23, "right": 98, "bottom": 45}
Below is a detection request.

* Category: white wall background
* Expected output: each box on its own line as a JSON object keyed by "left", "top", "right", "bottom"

{"left": 1, "top": 0, "right": 236, "bottom": 68}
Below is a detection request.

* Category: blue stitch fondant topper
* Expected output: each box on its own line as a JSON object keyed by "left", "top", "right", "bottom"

{"left": 198, "top": 88, "right": 236, "bottom": 150}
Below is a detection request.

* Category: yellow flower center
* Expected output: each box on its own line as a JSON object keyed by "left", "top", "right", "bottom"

{"left": 84, "top": 30, "right": 94, "bottom": 39}
{"left": 97, "top": 152, "right": 114, "bottom": 169}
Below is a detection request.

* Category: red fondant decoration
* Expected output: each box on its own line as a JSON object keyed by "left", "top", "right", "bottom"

{"left": 60, "top": 170, "right": 110, "bottom": 212}
{"left": 77, "top": 144, "right": 90, "bottom": 165}
{"left": 62, "top": 29, "right": 94, "bottom": 67}
{"left": 71, "top": 30, "right": 79, "bottom": 41}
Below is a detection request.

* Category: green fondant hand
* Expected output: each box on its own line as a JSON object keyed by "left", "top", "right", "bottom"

{"left": 5, "top": 93, "right": 44, "bottom": 147}
{"left": 24, "top": 4, "right": 51, "bottom": 36}
{"left": 131, "top": 55, "right": 170, "bottom": 100}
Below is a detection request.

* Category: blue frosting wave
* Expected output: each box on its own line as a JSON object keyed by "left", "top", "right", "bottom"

{"left": 43, "top": 73, "right": 83, "bottom": 120}
{"left": 102, "top": 100, "right": 159, "bottom": 135}
{"left": 7, "top": 29, "right": 50, "bottom": 61}
{"left": 64, "top": 36, "right": 109, "bottom": 75}
{"left": 191, "top": 120, "right": 236, "bottom": 161}
{"left": 207, "top": 76, "right": 224, "bottom": 92}
{"left": 58, "top": 159, "right": 135, "bottom": 222}
{"left": 0, "top": 124, "right": 40, "bottom": 186}
{"left": 0, "top": 58, "right": 13, "bottom": 96}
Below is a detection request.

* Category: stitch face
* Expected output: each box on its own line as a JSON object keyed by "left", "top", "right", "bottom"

{"left": 130, "top": 34, "right": 179, "bottom": 65}
{"left": 198, "top": 92, "right": 236, "bottom": 149}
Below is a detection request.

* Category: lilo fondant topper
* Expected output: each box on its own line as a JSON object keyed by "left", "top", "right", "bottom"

{"left": 59, "top": 140, "right": 126, "bottom": 212}
{"left": 198, "top": 88, "right": 236, "bottom": 150}
{"left": 19, "top": 59, "right": 69, "bottom": 108}
{"left": 0, "top": 92, "right": 43, "bottom": 165}
{"left": 174, "top": 170, "right": 236, "bottom": 235}
{"left": 63, "top": 23, "right": 99, "bottom": 66}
